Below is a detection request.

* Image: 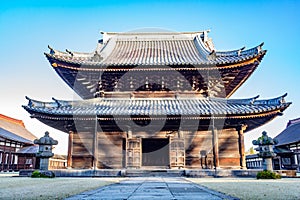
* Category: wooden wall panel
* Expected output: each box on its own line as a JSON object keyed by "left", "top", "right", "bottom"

{"left": 218, "top": 129, "right": 240, "bottom": 168}
{"left": 184, "top": 129, "right": 241, "bottom": 169}
{"left": 219, "top": 158, "right": 240, "bottom": 167}
{"left": 72, "top": 155, "right": 93, "bottom": 169}
{"left": 97, "top": 132, "right": 123, "bottom": 169}
{"left": 72, "top": 132, "right": 93, "bottom": 169}
{"left": 185, "top": 131, "right": 213, "bottom": 169}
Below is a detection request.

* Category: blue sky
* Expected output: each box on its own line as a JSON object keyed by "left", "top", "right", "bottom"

{"left": 1, "top": 0, "right": 299, "bottom": 154}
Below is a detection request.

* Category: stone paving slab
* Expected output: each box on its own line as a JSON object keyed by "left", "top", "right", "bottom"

{"left": 65, "top": 177, "right": 237, "bottom": 200}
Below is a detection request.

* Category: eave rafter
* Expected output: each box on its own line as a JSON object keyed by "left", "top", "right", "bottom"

{"left": 48, "top": 52, "right": 265, "bottom": 99}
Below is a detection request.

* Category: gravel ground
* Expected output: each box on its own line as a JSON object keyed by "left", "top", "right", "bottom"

{"left": 0, "top": 175, "right": 122, "bottom": 200}
{"left": 1, "top": 174, "right": 299, "bottom": 200}
{"left": 188, "top": 178, "right": 300, "bottom": 200}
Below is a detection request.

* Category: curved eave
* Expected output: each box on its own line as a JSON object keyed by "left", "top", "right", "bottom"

{"left": 44, "top": 50, "right": 265, "bottom": 70}
{"left": 225, "top": 52, "right": 266, "bottom": 97}
{"left": 23, "top": 94, "right": 290, "bottom": 133}
{"left": 23, "top": 102, "right": 290, "bottom": 121}
{"left": 23, "top": 105, "right": 289, "bottom": 134}
{"left": 23, "top": 94, "right": 290, "bottom": 117}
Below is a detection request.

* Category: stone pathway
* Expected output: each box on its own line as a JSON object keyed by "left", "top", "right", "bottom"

{"left": 66, "top": 177, "right": 236, "bottom": 200}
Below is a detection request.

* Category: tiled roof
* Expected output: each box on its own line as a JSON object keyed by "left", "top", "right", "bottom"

{"left": 275, "top": 118, "right": 300, "bottom": 146}
{"left": 44, "top": 31, "right": 266, "bottom": 100}
{"left": 23, "top": 94, "right": 290, "bottom": 118}
{"left": 16, "top": 145, "right": 38, "bottom": 154}
{"left": 45, "top": 31, "right": 265, "bottom": 67}
{"left": 0, "top": 114, "right": 36, "bottom": 144}
{"left": 286, "top": 117, "right": 300, "bottom": 128}
{"left": 0, "top": 128, "right": 33, "bottom": 144}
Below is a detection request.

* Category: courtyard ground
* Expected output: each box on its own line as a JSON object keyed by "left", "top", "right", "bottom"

{"left": 0, "top": 173, "right": 299, "bottom": 199}
{"left": 188, "top": 177, "right": 300, "bottom": 200}
{"left": 0, "top": 173, "right": 121, "bottom": 200}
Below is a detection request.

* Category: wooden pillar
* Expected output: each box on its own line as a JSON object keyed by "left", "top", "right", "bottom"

{"left": 296, "top": 143, "right": 300, "bottom": 171}
{"left": 67, "top": 131, "right": 73, "bottom": 168}
{"left": 0, "top": 152, "right": 3, "bottom": 171}
{"left": 212, "top": 127, "right": 219, "bottom": 169}
{"left": 92, "top": 118, "right": 98, "bottom": 170}
{"left": 237, "top": 125, "right": 247, "bottom": 169}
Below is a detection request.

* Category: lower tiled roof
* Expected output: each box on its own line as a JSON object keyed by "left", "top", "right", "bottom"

{"left": 23, "top": 94, "right": 290, "bottom": 118}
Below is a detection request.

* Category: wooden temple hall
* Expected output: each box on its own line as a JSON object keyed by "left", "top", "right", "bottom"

{"left": 23, "top": 30, "right": 291, "bottom": 169}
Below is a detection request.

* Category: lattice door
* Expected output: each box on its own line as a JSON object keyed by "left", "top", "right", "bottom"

{"left": 169, "top": 137, "right": 185, "bottom": 168}
{"left": 126, "top": 138, "right": 141, "bottom": 168}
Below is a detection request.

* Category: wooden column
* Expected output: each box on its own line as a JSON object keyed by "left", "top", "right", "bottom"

{"left": 0, "top": 152, "right": 3, "bottom": 171}
{"left": 237, "top": 125, "right": 247, "bottom": 169}
{"left": 92, "top": 118, "right": 98, "bottom": 170}
{"left": 67, "top": 131, "right": 73, "bottom": 168}
{"left": 296, "top": 143, "right": 299, "bottom": 171}
{"left": 212, "top": 127, "right": 219, "bottom": 169}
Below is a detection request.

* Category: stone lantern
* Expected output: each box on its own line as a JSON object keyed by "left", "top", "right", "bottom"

{"left": 252, "top": 131, "right": 278, "bottom": 171}
{"left": 34, "top": 131, "right": 58, "bottom": 170}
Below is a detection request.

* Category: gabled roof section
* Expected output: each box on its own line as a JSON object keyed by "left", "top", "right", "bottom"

{"left": 45, "top": 31, "right": 266, "bottom": 67}
{"left": 275, "top": 117, "right": 300, "bottom": 146}
{"left": 0, "top": 114, "right": 37, "bottom": 144}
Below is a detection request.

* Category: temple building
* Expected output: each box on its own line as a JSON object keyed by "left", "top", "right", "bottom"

{"left": 23, "top": 31, "right": 291, "bottom": 169}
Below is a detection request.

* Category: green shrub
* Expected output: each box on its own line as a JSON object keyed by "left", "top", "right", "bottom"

{"left": 31, "top": 170, "right": 55, "bottom": 178}
{"left": 256, "top": 170, "right": 281, "bottom": 179}
{"left": 31, "top": 170, "right": 41, "bottom": 178}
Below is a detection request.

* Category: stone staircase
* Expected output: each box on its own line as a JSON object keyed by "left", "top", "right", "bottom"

{"left": 124, "top": 169, "right": 185, "bottom": 177}
{"left": 19, "top": 168, "right": 261, "bottom": 177}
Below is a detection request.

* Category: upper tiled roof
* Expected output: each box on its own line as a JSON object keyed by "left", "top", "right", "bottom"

{"left": 23, "top": 94, "right": 290, "bottom": 118}
{"left": 0, "top": 114, "right": 37, "bottom": 144}
{"left": 45, "top": 31, "right": 265, "bottom": 67}
{"left": 44, "top": 30, "right": 266, "bottom": 100}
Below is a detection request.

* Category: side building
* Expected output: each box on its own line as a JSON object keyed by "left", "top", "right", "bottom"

{"left": 0, "top": 114, "right": 37, "bottom": 171}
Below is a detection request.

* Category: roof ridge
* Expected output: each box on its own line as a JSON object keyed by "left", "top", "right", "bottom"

{"left": 0, "top": 114, "right": 25, "bottom": 128}
{"left": 287, "top": 117, "right": 300, "bottom": 128}
{"left": 101, "top": 30, "right": 210, "bottom": 35}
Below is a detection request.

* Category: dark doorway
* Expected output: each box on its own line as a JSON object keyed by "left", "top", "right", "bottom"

{"left": 122, "top": 139, "right": 126, "bottom": 168}
{"left": 142, "top": 138, "right": 169, "bottom": 166}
